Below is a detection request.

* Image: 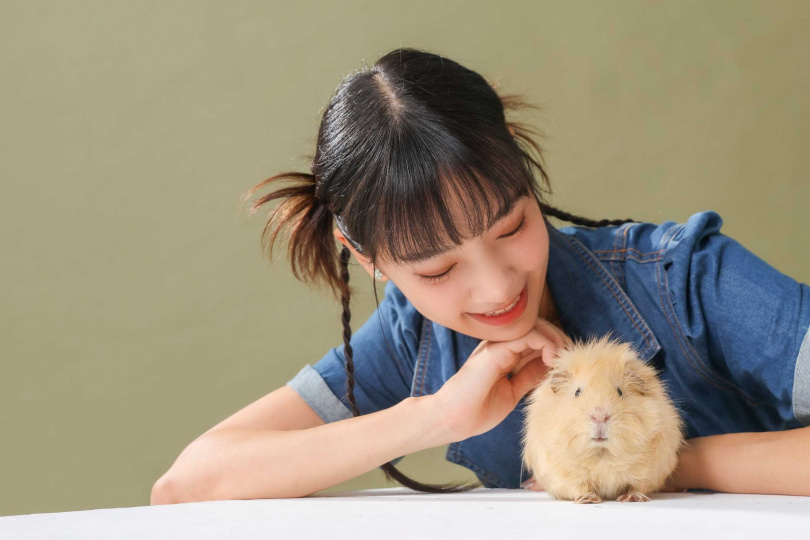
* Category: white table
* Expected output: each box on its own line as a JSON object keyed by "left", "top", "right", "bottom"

{"left": 2, "top": 487, "right": 809, "bottom": 539}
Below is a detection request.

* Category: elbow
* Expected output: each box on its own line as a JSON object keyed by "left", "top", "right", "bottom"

{"left": 150, "top": 471, "right": 215, "bottom": 505}
{"left": 150, "top": 458, "right": 225, "bottom": 504}
{"left": 151, "top": 437, "right": 220, "bottom": 505}
{"left": 150, "top": 475, "right": 177, "bottom": 505}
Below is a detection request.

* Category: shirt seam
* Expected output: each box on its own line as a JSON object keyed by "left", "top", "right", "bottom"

{"left": 609, "top": 223, "right": 625, "bottom": 290}
{"left": 420, "top": 322, "right": 432, "bottom": 395}
{"left": 411, "top": 318, "right": 432, "bottom": 397}
{"left": 655, "top": 225, "right": 762, "bottom": 406}
{"left": 566, "top": 235, "right": 659, "bottom": 358}
{"left": 793, "top": 323, "right": 810, "bottom": 426}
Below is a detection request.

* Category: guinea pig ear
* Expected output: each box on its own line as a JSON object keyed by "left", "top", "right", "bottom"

{"left": 548, "top": 369, "right": 571, "bottom": 394}
{"left": 623, "top": 366, "right": 648, "bottom": 396}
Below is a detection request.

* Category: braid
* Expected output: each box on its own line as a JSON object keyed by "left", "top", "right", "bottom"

{"left": 338, "top": 246, "right": 481, "bottom": 493}
{"left": 339, "top": 246, "right": 360, "bottom": 417}
{"left": 539, "top": 202, "right": 637, "bottom": 228}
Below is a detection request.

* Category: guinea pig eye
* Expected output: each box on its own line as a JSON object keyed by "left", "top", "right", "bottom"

{"left": 574, "top": 387, "right": 581, "bottom": 398}
{"left": 617, "top": 387, "right": 623, "bottom": 397}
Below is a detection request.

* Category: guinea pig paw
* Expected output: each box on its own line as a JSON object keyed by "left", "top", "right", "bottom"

{"left": 573, "top": 492, "right": 603, "bottom": 504}
{"left": 616, "top": 491, "right": 651, "bottom": 503}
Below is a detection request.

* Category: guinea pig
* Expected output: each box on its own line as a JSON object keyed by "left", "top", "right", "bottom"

{"left": 520, "top": 334, "right": 686, "bottom": 503}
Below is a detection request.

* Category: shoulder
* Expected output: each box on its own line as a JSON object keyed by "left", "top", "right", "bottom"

{"left": 646, "top": 209, "right": 755, "bottom": 284}
{"left": 655, "top": 210, "right": 725, "bottom": 264}
{"left": 554, "top": 210, "right": 723, "bottom": 260}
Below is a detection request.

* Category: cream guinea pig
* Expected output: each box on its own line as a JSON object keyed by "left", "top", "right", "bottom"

{"left": 520, "top": 334, "right": 687, "bottom": 503}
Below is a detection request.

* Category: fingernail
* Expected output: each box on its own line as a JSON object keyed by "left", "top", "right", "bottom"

{"left": 520, "top": 479, "right": 535, "bottom": 489}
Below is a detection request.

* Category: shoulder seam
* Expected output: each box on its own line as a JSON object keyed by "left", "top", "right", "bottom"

{"left": 592, "top": 223, "right": 666, "bottom": 264}
{"left": 411, "top": 318, "right": 431, "bottom": 397}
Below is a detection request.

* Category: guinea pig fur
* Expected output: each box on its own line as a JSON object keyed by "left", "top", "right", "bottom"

{"left": 520, "top": 334, "right": 686, "bottom": 503}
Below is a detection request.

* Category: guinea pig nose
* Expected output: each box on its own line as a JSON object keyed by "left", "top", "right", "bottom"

{"left": 590, "top": 410, "right": 610, "bottom": 423}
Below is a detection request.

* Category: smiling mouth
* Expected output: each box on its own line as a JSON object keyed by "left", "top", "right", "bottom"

{"left": 473, "top": 288, "right": 524, "bottom": 316}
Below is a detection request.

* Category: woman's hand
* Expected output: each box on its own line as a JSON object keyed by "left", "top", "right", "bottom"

{"left": 520, "top": 477, "right": 545, "bottom": 491}
{"left": 431, "top": 318, "right": 572, "bottom": 443}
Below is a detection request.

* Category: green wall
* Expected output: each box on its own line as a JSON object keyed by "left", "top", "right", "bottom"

{"left": 2, "top": 0, "right": 808, "bottom": 516}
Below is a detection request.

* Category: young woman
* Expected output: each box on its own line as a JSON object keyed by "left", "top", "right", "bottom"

{"left": 151, "top": 47, "right": 810, "bottom": 503}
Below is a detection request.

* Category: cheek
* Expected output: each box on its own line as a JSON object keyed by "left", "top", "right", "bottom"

{"left": 400, "top": 281, "right": 471, "bottom": 330}
{"left": 395, "top": 281, "right": 465, "bottom": 322}
{"left": 510, "top": 227, "right": 548, "bottom": 270}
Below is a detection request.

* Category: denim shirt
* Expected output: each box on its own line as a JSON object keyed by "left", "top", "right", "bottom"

{"left": 286, "top": 210, "right": 810, "bottom": 489}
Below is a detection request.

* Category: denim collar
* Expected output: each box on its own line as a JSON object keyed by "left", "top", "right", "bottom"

{"left": 430, "top": 223, "right": 663, "bottom": 488}
{"left": 543, "top": 224, "right": 662, "bottom": 362}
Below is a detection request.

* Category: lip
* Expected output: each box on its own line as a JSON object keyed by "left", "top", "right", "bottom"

{"left": 477, "top": 291, "right": 522, "bottom": 314}
{"left": 467, "top": 283, "right": 529, "bottom": 326}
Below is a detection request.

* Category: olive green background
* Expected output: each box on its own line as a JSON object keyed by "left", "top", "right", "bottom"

{"left": 2, "top": 0, "right": 808, "bottom": 517}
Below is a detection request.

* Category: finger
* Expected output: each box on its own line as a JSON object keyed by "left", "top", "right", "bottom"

{"left": 497, "top": 331, "right": 558, "bottom": 372}
{"left": 509, "top": 348, "right": 544, "bottom": 377}
{"left": 468, "top": 340, "right": 553, "bottom": 394}
{"left": 528, "top": 326, "right": 563, "bottom": 368}
{"left": 509, "top": 357, "right": 549, "bottom": 398}
{"left": 484, "top": 325, "right": 564, "bottom": 383}
{"left": 463, "top": 339, "right": 536, "bottom": 392}
{"left": 535, "top": 317, "right": 572, "bottom": 351}
{"left": 533, "top": 319, "right": 572, "bottom": 365}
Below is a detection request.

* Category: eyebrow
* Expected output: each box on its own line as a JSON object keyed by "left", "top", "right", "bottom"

{"left": 401, "top": 196, "right": 524, "bottom": 264}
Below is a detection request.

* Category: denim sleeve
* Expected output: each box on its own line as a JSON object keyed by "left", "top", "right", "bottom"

{"left": 285, "top": 280, "right": 422, "bottom": 424}
{"left": 663, "top": 210, "right": 810, "bottom": 427}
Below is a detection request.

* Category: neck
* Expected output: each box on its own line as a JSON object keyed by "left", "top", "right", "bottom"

{"left": 539, "top": 277, "right": 563, "bottom": 331}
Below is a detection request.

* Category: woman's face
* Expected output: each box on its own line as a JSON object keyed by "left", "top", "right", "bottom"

{"left": 335, "top": 194, "right": 556, "bottom": 342}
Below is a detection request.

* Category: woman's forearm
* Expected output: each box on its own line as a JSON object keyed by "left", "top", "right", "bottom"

{"left": 152, "top": 395, "right": 449, "bottom": 503}
{"left": 676, "top": 426, "right": 810, "bottom": 496}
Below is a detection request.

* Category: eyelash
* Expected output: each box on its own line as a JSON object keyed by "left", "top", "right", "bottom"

{"left": 419, "top": 216, "right": 529, "bottom": 284}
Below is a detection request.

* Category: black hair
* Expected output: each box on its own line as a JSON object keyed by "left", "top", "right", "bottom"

{"left": 241, "top": 47, "right": 636, "bottom": 493}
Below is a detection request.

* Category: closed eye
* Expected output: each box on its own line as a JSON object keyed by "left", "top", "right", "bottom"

{"left": 418, "top": 214, "right": 529, "bottom": 284}
{"left": 500, "top": 215, "right": 527, "bottom": 239}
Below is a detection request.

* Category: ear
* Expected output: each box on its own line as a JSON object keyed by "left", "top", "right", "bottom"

{"left": 333, "top": 228, "right": 388, "bottom": 281}
{"left": 623, "top": 365, "right": 649, "bottom": 396}
{"left": 548, "top": 369, "right": 571, "bottom": 394}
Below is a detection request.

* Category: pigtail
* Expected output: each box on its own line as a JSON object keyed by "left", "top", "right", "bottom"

{"left": 539, "top": 204, "right": 637, "bottom": 228}
{"left": 338, "top": 245, "right": 481, "bottom": 493}
{"left": 241, "top": 170, "right": 352, "bottom": 301}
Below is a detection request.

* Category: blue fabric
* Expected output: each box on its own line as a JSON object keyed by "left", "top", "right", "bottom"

{"left": 286, "top": 279, "right": 422, "bottom": 420}
{"left": 287, "top": 210, "right": 810, "bottom": 488}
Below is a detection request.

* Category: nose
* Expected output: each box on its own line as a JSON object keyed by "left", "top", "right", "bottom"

{"left": 590, "top": 407, "right": 610, "bottom": 424}
{"left": 470, "top": 254, "right": 515, "bottom": 307}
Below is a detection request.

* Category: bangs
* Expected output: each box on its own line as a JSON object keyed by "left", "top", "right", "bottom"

{"left": 342, "top": 131, "right": 536, "bottom": 265}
